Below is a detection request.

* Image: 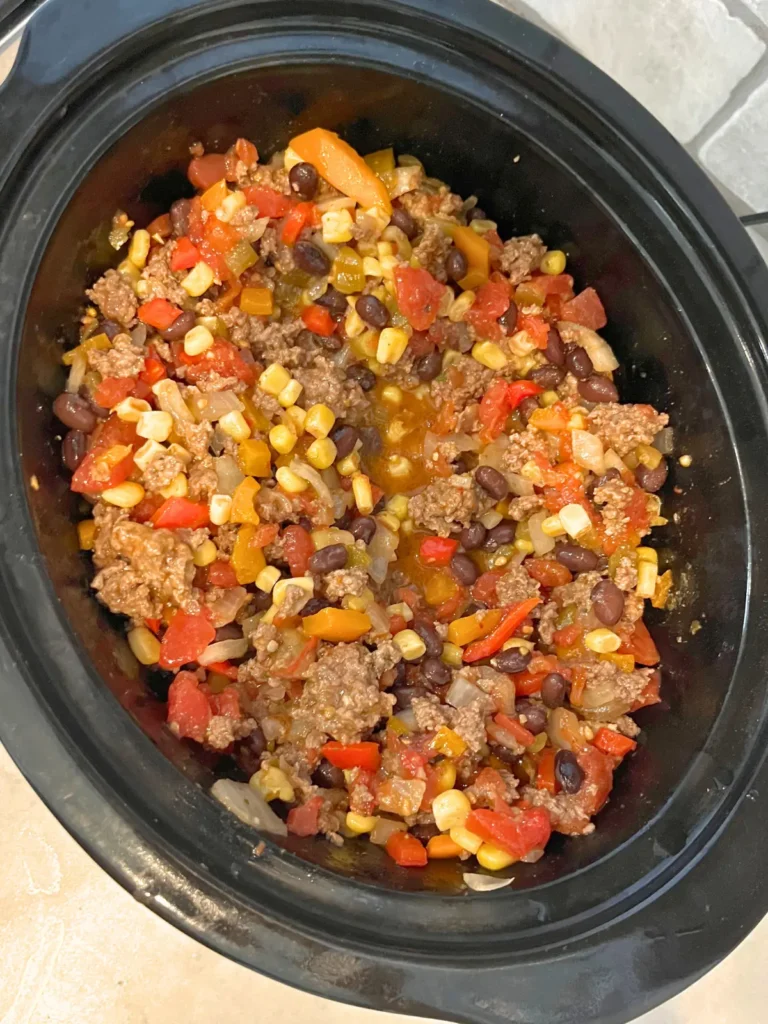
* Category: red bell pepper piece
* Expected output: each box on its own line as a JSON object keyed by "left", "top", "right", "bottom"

{"left": 385, "top": 831, "right": 428, "bottom": 867}
{"left": 287, "top": 795, "right": 324, "bottom": 837}
{"left": 159, "top": 610, "right": 216, "bottom": 671}
{"left": 465, "top": 806, "right": 552, "bottom": 860}
{"left": 151, "top": 497, "right": 210, "bottom": 530}
{"left": 167, "top": 670, "right": 212, "bottom": 742}
{"left": 535, "top": 748, "right": 557, "bottom": 794}
{"left": 280, "top": 202, "right": 316, "bottom": 244}
{"left": 92, "top": 376, "right": 138, "bottom": 409}
{"left": 301, "top": 304, "right": 336, "bottom": 337}
{"left": 206, "top": 560, "right": 239, "bottom": 588}
{"left": 560, "top": 287, "right": 607, "bottom": 330}
{"left": 462, "top": 597, "right": 541, "bottom": 662}
{"left": 282, "top": 524, "right": 315, "bottom": 576}
{"left": 137, "top": 298, "right": 182, "bottom": 331}
{"left": 419, "top": 536, "right": 459, "bottom": 567}
{"left": 170, "top": 236, "right": 201, "bottom": 272}
{"left": 493, "top": 712, "right": 536, "bottom": 748}
{"left": 593, "top": 728, "right": 637, "bottom": 758}
{"left": 320, "top": 741, "right": 382, "bottom": 772}
{"left": 478, "top": 379, "right": 543, "bottom": 440}
{"left": 139, "top": 355, "right": 167, "bottom": 386}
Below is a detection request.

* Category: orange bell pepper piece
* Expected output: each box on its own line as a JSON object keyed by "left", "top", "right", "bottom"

{"left": 302, "top": 607, "right": 372, "bottom": 642}
{"left": 229, "top": 477, "right": 261, "bottom": 525}
{"left": 447, "top": 607, "right": 503, "bottom": 647}
{"left": 593, "top": 727, "right": 637, "bottom": 758}
{"left": 462, "top": 597, "right": 541, "bottom": 663}
{"left": 231, "top": 524, "right": 267, "bottom": 584}
{"left": 449, "top": 225, "right": 490, "bottom": 290}
{"left": 427, "top": 834, "right": 463, "bottom": 859}
{"left": 536, "top": 747, "right": 557, "bottom": 794}
{"left": 289, "top": 128, "right": 392, "bottom": 214}
{"left": 201, "top": 178, "right": 229, "bottom": 212}
{"left": 239, "top": 286, "right": 274, "bottom": 316}
{"left": 236, "top": 439, "right": 272, "bottom": 477}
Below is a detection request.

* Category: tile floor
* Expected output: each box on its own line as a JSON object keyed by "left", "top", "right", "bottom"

{"left": 1, "top": 3, "right": 767, "bottom": 1023}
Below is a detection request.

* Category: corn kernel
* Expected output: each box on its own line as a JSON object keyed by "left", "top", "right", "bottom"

{"left": 181, "top": 261, "right": 215, "bottom": 297}
{"left": 449, "top": 826, "right": 483, "bottom": 855}
{"left": 336, "top": 452, "right": 361, "bottom": 476}
{"left": 276, "top": 465, "right": 309, "bottom": 494}
{"left": 636, "top": 546, "right": 658, "bottom": 564}
{"left": 386, "top": 601, "right": 413, "bottom": 623}
{"left": 584, "top": 628, "right": 622, "bottom": 654}
{"left": 387, "top": 715, "right": 411, "bottom": 737}
{"left": 259, "top": 362, "right": 292, "bottom": 396}
{"left": 679, "top": 454, "right": 692, "bottom": 468}
{"left": 434, "top": 760, "right": 457, "bottom": 794}
{"left": 636, "top": 443, "right": 663, "bottom": 469}
{"left": 102, "top": 481, "right": 145, "bottom": 508}
{"left": 183, "top": 324, "right": 214, "bottom": 357}
{"left": 352, "top": 473, "right": 374, "bottom": 514}
{"left": 377, "top": 511, "right": 401, "bottom": 533}
{"left": 283, "top": 406, "right": 306, "bottom": 436}
{"left": 386, "top": 454, "right": 412, "bottom": 479}
{"left": 472, "top": 340, "right": 508, "bottom": 370}
{"left": 158, "top": 473, "right": 188, "bottom": 500}
{"left": 393, "top": 628, "right": 427, "bottom": 661}
{"left": 344, "top": 589, "right": 374, "bottom": 612}
{"left": 304, "top": 403, "right": 336, "bottom": 439}
{"left": 251, "top": 766, "right": 294, "bottom": 802}
{"left": 448, "top": 290, "right": 476, "bottom": 322}
{"left": 216, "top": 189, "right": 246, "bottom": 223}
{"left": 322, "top": 208, "right": 354, "bottom": 244}
{"left": 167, "top": 443, "right": 192, "bottom": 466}
{"left": 128, "top": 229, "right": 151, "bottom": 269}
{"left": 381, "top": 384, "right": 403, "bottom": 406}
{"left": 303, "top": 437, "right": 336, "bottom": 471}
{"left": 541, "top": 514, "right": 566, "bottom": 537}
{"left": 345, "top": 811, "right": 378, "bottom": 835}
{"left": 209, "top": 494, "right": 233, "bottom": 526}
{"left": 382, "top": 496, "right": 407, "bottom": 523}
{"left": 520, "top": 459, "right": 545, "bottom": 486}
{"left": 77, "top": 519, "right": 96, "bottom": 550}
{"left": 385, "top": 418, "right": 410, "bottom": 444}
{"left": 377, "top": 327, "right": 409, "bottom": 365}
{"left": 363, "top": 256, "right": 384, "bottom": 277}
{"left": 441, "top": 642, "right": 463, "bottom": 668}
{"left": 277, "top": 378, "right": 303, "bottom": 408}
{"left": 136, "top": 410, "right": 173, "bottom": 442}
{"left": 193, "top": 539, "right": 217, "bottom": 567}
{"left": 514, "top": 538, "right": 534, "bottom": 554}
{"left": 636, "top": 560, "right": 658, "bottom": 599}
{"left": 152, "top": 378, "right": 194, "bottom": 422}
{"left": 272, "top": 576, "right": 314, "bottom": 606}
{"left": 115, "top": 397, "right": 151, "bottom": 422}
{"left": 344, "top": 305, "right": 367, "bottom": 339}
{"left": 559, "top": 503, "right": 592, "bottom": 538}
{"left": 433, "top": 725, "right": 468, "bottom": 758}
{"left": 476, "top": 843, "right": 516, "bottom": 871}
{"left": 133, "top": 439, "right": 166, "bottom": 472}
{"left": 117, "top": 258, "right": 141, "bottom": 287}
{"left": 432, "top": 789, "right": 471, "bottom": 832}
{"left": 127, "top": 626, "right": 161, "bottom": 666}
{"left": 253, "top": 565, "right": 281, "bottom": 594}
{"left": 218, "top": 410, "right": 251, "bottom": 442}
{"left": 283, "top": 145, "right": 302, "bottom": 170}
{"left": 540, "top": 249, "right": 567, "bottom": 276}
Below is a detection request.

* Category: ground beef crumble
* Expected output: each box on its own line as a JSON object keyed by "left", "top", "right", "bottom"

{"left": 408, "top": 474, "right": 494, "bottom": 536}
{"left": 588, "top": 403, "right": 669, "bottom": 458}
{"left": 86, "top": 270, "right": 137, "bottom": 326}
{"left": 88, "top": 333, "right": 145, "bottom": 378}
{"left": 496, "top": 564, "right": 541, "bottom": 605}
{"left": 498, "top": 234, "right": 546, "bottom": 285}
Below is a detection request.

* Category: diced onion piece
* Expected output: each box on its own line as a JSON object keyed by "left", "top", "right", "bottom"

{"left": 528, "top": 510, "right": 555, "bottom": 556}
{"left": 215, "top": 455, "right": 245, "bottom": 496}
{"left": 571, "top": 429, "right": 605, "bottom": 475}
{"left": 395, "top": 707, "right": 417, "bottom": 731}
{"left": 603, "top": 448, "right": 627, "bottom": 474}
{"left": 547, "top": 707, "right": 582, "bottom": 751}
{"left": 653, "top": 427, "right": 674, "bottom": 455}
{"left": 423, "top": 431, "right": 479, "bottom": 461}
{"left": 66, "top": 350, "right": 88, "bottom": 394}
{"left": 197, "top": 390, "right": 244, "bottom": 422}
{"left": 366, "top": 601, "right": 392, "bottom": 637}
{"left": 464, "top": 873, "right": 514, "bottom": 892}
{"left": 557, "top": 321, "right": 618, "bottom": 373}
{"left": 289, "top": 459, "right": 334, "bottom": 525}
{"left": 505, "top": 472, "right": 535, "bottom": 497}
{"left": 210, "top": 779, "right": 288, "bottom": 836}
{"left": 559, "top": 503, "right": 592, "bottom": 538}
{"left": 369, "top": 818, "right": 407, "bottom": 846}
{"left": 208, "top": 586, "right": 249, "bottom": 628}
{"left": 199, "top": 638, "right": 249, "bottom": 665}
{"left": 445, "top": 674, "right": 484, "bottom": 709}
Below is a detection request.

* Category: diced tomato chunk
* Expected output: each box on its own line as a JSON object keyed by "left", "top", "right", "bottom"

{"left": 466, "top": 278, "right": 510, "bottom": 340}
{"left": 170, "top": 236, "right": 201, "bottom": 271}
{"left": 287, "top": 795, "right": 324, "bottom": 837}
{"left": 393, "top": 265, "right": 446, "bottom": 331}
{"left": 561, "top": 287, "right": 607, "bottom": 330}
{"left": 167, "top": 670, "right": 212, "bottom": 742}
{"left": 618, "top": 618, "right": 660, "bottom": 666}
{"left": 70, "top": 412, "right": 139, "bottom": 494}
{"left": 243, "top": 186, "right": 294, "bottom": 218}
{"left": 206, "top": 560, "right": 238, "bottom": 588}
{"left": 280, "top": 202, "right": 316, "bottom": 244}
{"left": 465, "top": 806, "right": 551, "bottom": 860}
{"left": 92, "top": 376, "right": 138, "bottom": 409}
{"left": 151, "top": 497, "right": 210, "bottom": 530}
{"left": 139, "top": 355, "right": 167, "bottom": 386}
{"left": 137, "top": 298, "right": 182, "bottom": 331}
{"left": 182, "top": 339, "right": 255, "bottom": 386}
{"left": 188, "top": 154, "right": 229, "bottom": 191}
{"left": 158, "top": 611, "right": 216, "bottom": 671}
{"left": 282, "top": 525, "right": 315, "bottom": 576}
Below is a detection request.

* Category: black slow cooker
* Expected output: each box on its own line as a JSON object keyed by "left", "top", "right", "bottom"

{"left": 1, "top": 1, "right": 768, "bottom": 1021}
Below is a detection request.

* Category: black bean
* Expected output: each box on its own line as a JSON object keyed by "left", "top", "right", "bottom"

{"left": 316, "top": 286, "right": 348, "bottom": 317}
{"left": 288, "top": 162, "right": 319, "bottom": 199}
{"left": 62, "top": 430, "right": 88, "bottom": 472}
{"left": 215, "top": 624, "right": 243, "bottom": 642}
{"left": 414, "top": 349, "right": 442, "bottom": 381}
{"left": 101, "top": 319, "right": 121, "bottom": 340}
{"left": 518, "top": 395, "right": 541, "bottom": 424}
{"left": 350, "top": 515, "right": 377, "bottom": 544}
{"left": 53, "top": 393, "right": 97, "bottom": 433}
{"left": 530, "top": 364, "right": 566, "bottom": 390}
{"left": 578, "top": 374, "right": 618, "bottom": 404}
{"left": 390, "top": 206, "right": 417, "bottom": 239}
{"left": 450, "top": 552, "right": 478, "bottom": 586}
{"left": 359, "top": 426, "right": 382, "bottom": 457}
{"left": 393, "top": 684, "right": 428, "bottom": 710}
{"left": 516, "top": 701, "right": 547, "bottom": 735}
{"left": 345, "top": 363, "right": 376, "bottom": 391}
{"left": 591, "top": 579, "right": 625, "bottom": 626}
{"left": 161, "top": 309, "right": 196, "bottom": 341}
{"left": 312, "top": 761, "right": 345, "bottom": 789}
{"left": 555, "top": 749, "right": 584, "bottom": 794}
{"left": 445, "top": 248, "right": 468, "bottom": 283}
{"left": 412, "top": 620, "right": 443, "bottom": 659}
{"left": 410, "top": 822, "right": 440, "bottom": 843}
{"left": 131, "top": 323, "right": 148, "bottom": 347}
{"left": 463, "top": 601, "right": 487, "bottom": 618}
{"left": 309, "top": 543, "right": 348, "bottom": 574}
{"left": 594, "top": 468, "right": 621, "bottom": 490}
{"left": 544, "top": 327, "right": 565, "bottom": 366}
{"left": 300, "top": 596, "right": 331, "bottom": 617}
{"left": 454, "top": 455, "right": 469, "bottom": 475}
{"left": 475, "top": 465, "right": 509, "bottom": 500}
{"left": 233, "top": 727, "right": 267, "bottom": 777}
{"left": 170, "top": 198, "right": 191, "bottom": 237}
{"left": 460, "top": 521, "right": 487, "bottom": 551}
{"left": 483, "top": 521, "right": 517, "bottom": 551}
{"left": 466, "top": 206, "right": 486, "bottom": 223}
{"left": 635, "top": 458, "right": 668, "bottom": 493}
{"left": 564, "top": 343, "right": 593, "bottom": 380}
{"left": 541, "top": 672, "right": 568, "bottom": 709}
{"left": 422, "top": 656, "right": 451, "bottom": 688}
{"left": 298, "top": 515, "right": 312, "bottom": 533}
{"left": 330, "top": 423, "right": 360, "bottom": 459}
{"left": 497, "top": 300, "right": 519, "bottom": 336}
{"left": 294, "top": 240, "right": 331, "bottom": 277}
{"left": 355, "top": 294, "right": 390, "bottom": 329}
{"left": 252, "top": 587, "right": 275, "bottom": 611}
{"left": 489, "top": 744, "right": 520, "bottom": 767}
{"left": 493, "top": 647, "right": 532, "bottom": 674}
{"left": 433, "top": 320, "right": 474, "bottom": 353}
{"left": 555, "top": 542, "right": 599, "bottom": 573}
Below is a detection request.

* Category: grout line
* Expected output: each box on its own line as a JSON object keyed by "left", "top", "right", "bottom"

{"left": 719, "top": 0, "right": 768, "bottom": 41}
{"left": 686, "top": 49, "right": 768, "bottom": 159}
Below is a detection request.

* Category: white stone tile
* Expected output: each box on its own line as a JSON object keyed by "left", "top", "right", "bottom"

{"left": 741, "top": 0, "right": 768, "bottom": 26}
{"left": 700, "top": 78, "right": 768, "bottom": 209}
{"left": 502, "top": 0, "right": 765, "bottom": 143}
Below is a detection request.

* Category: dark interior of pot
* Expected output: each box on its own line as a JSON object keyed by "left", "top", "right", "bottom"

{"left": 17, "top": 63, "right": 745, "bottom": 891}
